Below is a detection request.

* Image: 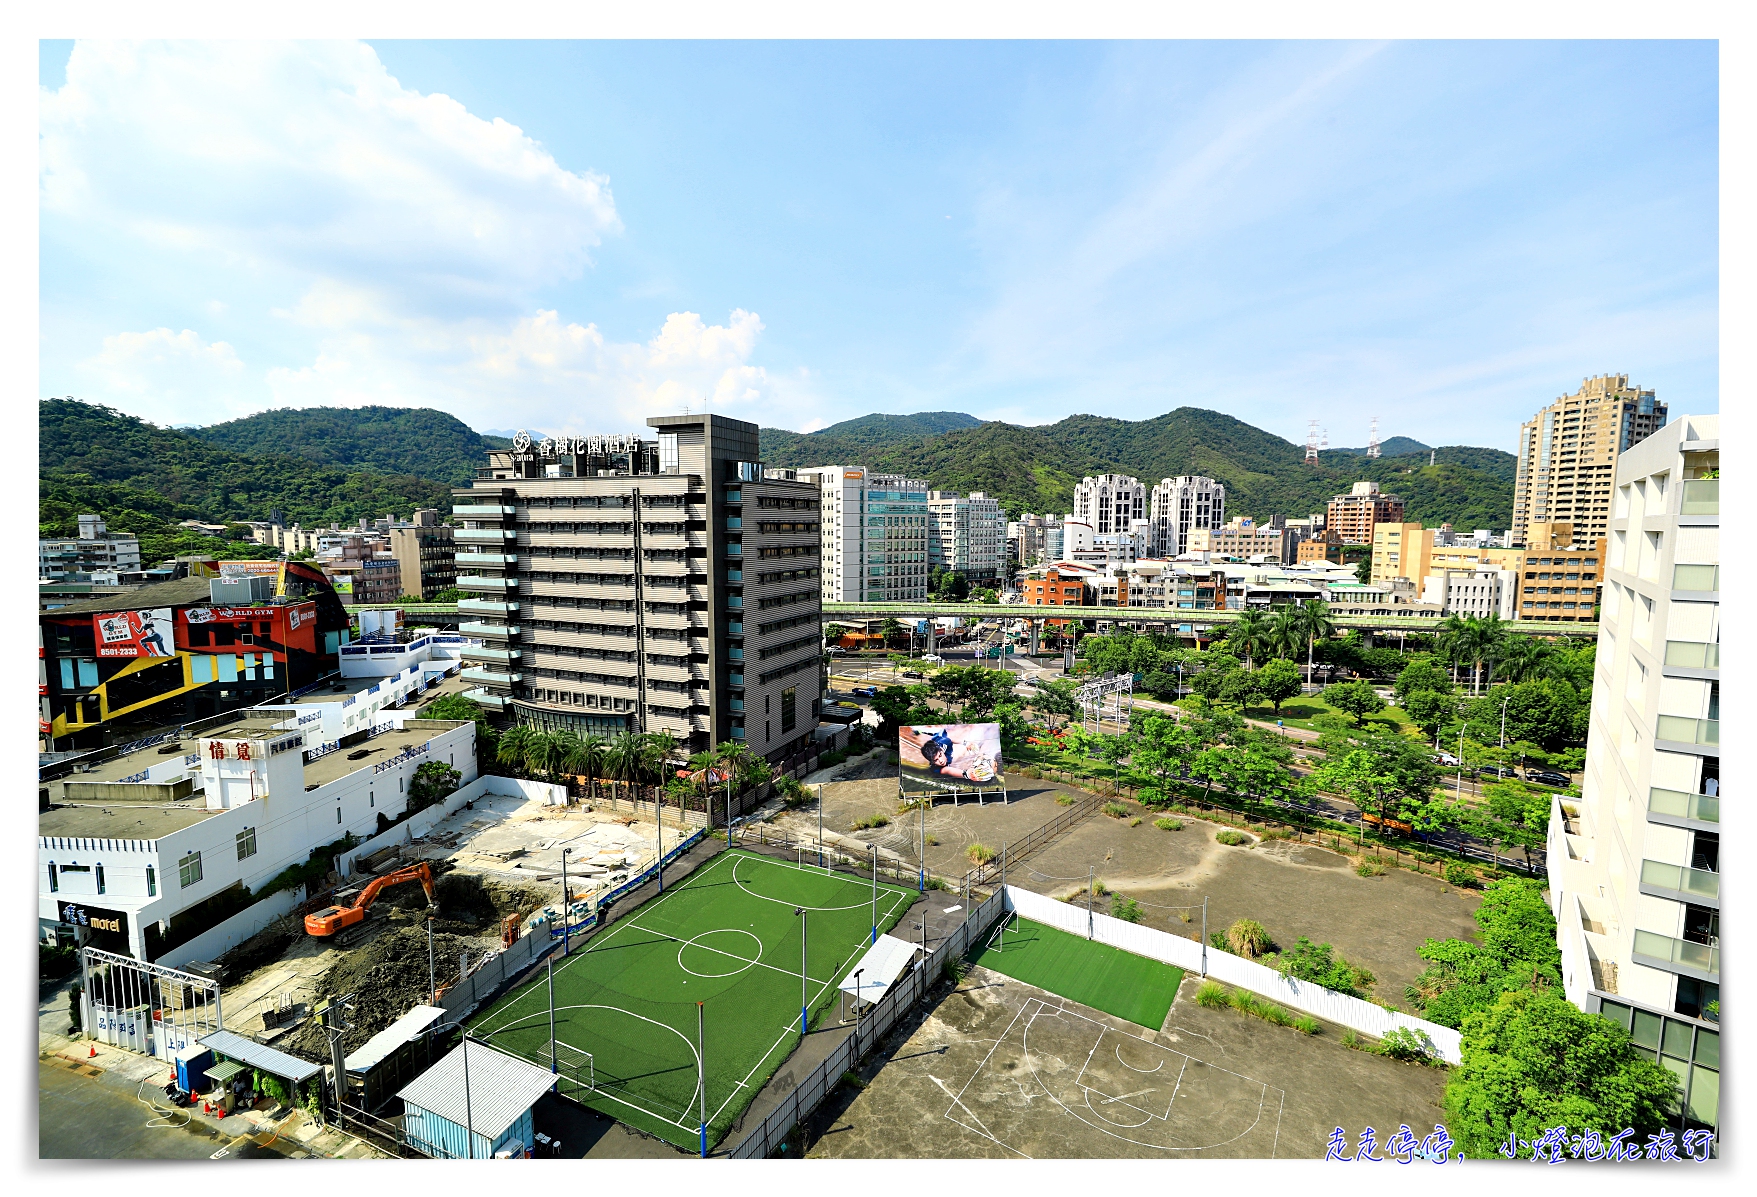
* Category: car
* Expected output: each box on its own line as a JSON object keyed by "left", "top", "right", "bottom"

{"left": 921, "top": 654, "right": 946, "bottom": 665}
{"left": 851, "top": 685, "right": 878, "bottom": 698}
{"left": 825, "top": 646, "right": 846, "bottom": 655}
{"left": 1526, "top": 770, "right": 1573, "bottom": 788}
{"left": 1476, "top": 766, "right": 1512, "bottom": 781}
{"left": 1435, "top": 751, "right": 1461, "bottom": 767}
{"left": 901, "top": 669, "right": 925, "bottom": 680}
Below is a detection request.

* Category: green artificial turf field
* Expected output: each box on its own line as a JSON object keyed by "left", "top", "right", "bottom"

{"left": 471, "top": 847, "right": 916, "bottom": 1152}
{"left": 967, "top": 915, "right": 1185, "bottom": 1030}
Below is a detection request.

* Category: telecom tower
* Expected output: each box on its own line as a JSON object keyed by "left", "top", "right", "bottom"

{"left": 1367, "top": 416, "right": 1381, "bottom": 459}
{"left": 1305, "top": 421, "right": 1320, "bottom": 464}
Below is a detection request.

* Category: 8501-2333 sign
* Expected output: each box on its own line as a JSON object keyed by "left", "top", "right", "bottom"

{"left": 58, "top": 901, "right": 128, "bottom": 938}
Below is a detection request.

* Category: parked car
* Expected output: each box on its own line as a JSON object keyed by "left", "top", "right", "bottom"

{"left": 852, "top": 685, "right": 878, "bottom": 698}
{"left": 1435, "top": 751, "right": 1461, "bottom": 767}
{"left": 1525, "top": 769, "right": 1573, "bottom": 788}
{"left": 825, "top": 646, "right": 846, "bottom": 655}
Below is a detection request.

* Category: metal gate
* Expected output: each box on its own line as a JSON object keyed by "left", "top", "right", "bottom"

{"left": 81, "top": 947, "right": 222, "bottom": 1061}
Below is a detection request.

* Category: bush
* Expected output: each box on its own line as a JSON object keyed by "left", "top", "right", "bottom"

{"left": 1377, "top": 1026, "right": 1432, "bottom": 1063}
{"left": 1215, "top": 830, "right": 1250, "bottom": 846}
{"left": 1271, "top": 936, "right": 1376, "bottom": 998}
{"left": 1090, "top": 878, "right": 1110, "bottom": 897}
{"left": 1260, "top": 1003, "right": 1294, "bottom": 1027}
{"left": 1102, "top": 802, "right": 1129, "bottom": 819}
{"left": 39, "top": 940, "right": 78, "bottom": 981}
{"left": 1129, "top": 817, "right": 1142, "bottom": 827}
{"left": 1227, "top": 989, "right": 1262, "bottom": 1016}
{"left": 1154, "top": 817, "right": 1183, "bottom": 831}
{"left": 1110, "top": 895, "right": 1142, "bottom": 923}
{"left": 942, "top": 957, "right": 972, "bottom": 986}
{"left": 1444, "top": 863, "right": 1480, "bottom": 888}
{"left": 1342, "top": 1029, "right": 1361, "bottom": 1051}
{"left": 1196, "top": 981, "right": 1228, "bottom": 1009}
{"left": 966, "top": 843, "right": 995, "bottom": 865}
{"left": 1056, "top": 793, "right": 1076, "bottom": 806}
{"left": 1224, "top": 919, "right": 1272, "bottom": 959}
{"left": 1355, "top": 859, "right": 1387, "bottom": 877}
{"left": 1293, "top": 1015, "right": 1321, "bottom": 1035}
{"left": 852, "top": 814, "right": 889, "bottom": 830}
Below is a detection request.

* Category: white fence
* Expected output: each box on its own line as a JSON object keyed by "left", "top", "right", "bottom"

{"left": 155, "top": 886, "right": 307, "bottom": 971}
{"left": 336, "top": 774, "right": 566, "bottom": 875}
{"left": 1003, "top": 886, "right": 1463, "bottom": 1064}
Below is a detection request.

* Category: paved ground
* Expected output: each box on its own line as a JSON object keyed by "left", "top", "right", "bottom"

{"left": 38, "top": 1057, "right": 307, "bottom": 1160}
{"left": 804, "top": 965, "right": 1449, "bottom": 1159}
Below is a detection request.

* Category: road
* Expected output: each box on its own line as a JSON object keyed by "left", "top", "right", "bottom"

{"left": 38, "top": 1059, "right": 300, "bottom": 1160}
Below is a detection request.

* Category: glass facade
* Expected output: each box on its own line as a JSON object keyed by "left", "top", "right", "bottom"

{"left": 1598, "top": 999, "right": 1718, "bottom": 1139}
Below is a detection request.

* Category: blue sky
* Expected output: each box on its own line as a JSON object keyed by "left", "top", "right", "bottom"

{"left": 38, "top": 39, "right": 1717, "bottom": 450}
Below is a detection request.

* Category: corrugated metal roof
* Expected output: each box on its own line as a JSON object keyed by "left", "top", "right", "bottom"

{"left": 838, "top": 933, "right": 922, "bottom": 1005}
{"left": 199, "top": 1029, "right": 324, "bottom": 1082}
{"left": 44, "top": 575, "right": 216, "bottom": 616}
{"left": 397, "top": 1041, "right": 555, "bottom": 1139}
{"left": 346, "top": 1005, "right": 446, "bottom": 1073}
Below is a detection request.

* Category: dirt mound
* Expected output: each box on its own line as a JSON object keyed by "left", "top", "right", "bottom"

{"left": 433, "top": 872, "right": 548, "bottom": 927}
{"left": 215, "top": 915, "right": 300, "bottom": 983}
{"left": 287, "top": 924, "right": 480, "bottom": 1058}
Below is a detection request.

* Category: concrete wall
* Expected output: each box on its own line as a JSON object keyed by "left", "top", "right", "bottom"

{"left": 63, "top": 777, "right": 196, "bottom": 803}
{"left": 335, "top": 774, "right": 565, "bottom": 876}
{"left": 154, "top": 885, "right": 306, "bottom": 970}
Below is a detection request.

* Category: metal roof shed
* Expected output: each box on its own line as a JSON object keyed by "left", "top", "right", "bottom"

{"left": 345, "top": 1004, "right": 447, "bottom": 1113}
{"left": 199, "top": 1029, "right": 324, "bottom": 1083}
{"left": 397, "top": 1040, "right": 555, "bottom": 1159}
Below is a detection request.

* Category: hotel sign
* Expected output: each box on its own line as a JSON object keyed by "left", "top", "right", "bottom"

{"left": 59, "top": 901, "right": 129, "bottom": 937}
{"left": 511, "top": 430, "right": 643, "bottom": 457}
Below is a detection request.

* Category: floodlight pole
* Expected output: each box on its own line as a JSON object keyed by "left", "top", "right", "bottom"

{"left": 796, "top": 908, "right": 808, "bottom": 1036}
{"left": 818, "top": 783, "right": 825, "bottom": 870}
{"left": 658, "top": 786, "right": 665, "bottom": 893}
{"left": 1201, "top": 897, "right": 1208, "bottom": 976}
{"left": 870, "top": 844, "right": 878, "bottom": 945}
{"left": 1088, "top": 867, "right": 1094, "bottom": 939}
{"left": 548, "top": 956, "right": 557, "bottom": 1075}
{"left": 918, "top": 794, "right": 926, "bottom": 893}
{"left": 561, "top": 848, "right": 572, "bottom": 957}
{"left": 697, "top": 1001, "right": 707, "bottom": 1158}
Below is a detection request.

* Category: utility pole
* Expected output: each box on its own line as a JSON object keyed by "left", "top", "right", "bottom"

{"left": 1200, "top": 898, "right": 1208, "bottom": 976}
{"left": 697, "top": 1001, "right": 707, "bottom": 1159}
{"left": 427, "top": 917, "right": 436, "bottom": 1005}
{"left": 548, "top": 957, "right": 557, "bottom": 1075}
{"left": 870, "top": 844, "right": 878, "bottom": 945}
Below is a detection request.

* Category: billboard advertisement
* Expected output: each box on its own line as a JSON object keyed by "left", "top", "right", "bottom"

{"left": 899, "top": 723, "right": 1004, "bottom": 793}
{"left": 94, "top": 608, "right": 174, "bottom": 659}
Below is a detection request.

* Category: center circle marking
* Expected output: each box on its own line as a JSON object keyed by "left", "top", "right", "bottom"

{"left": 677, "top": 928, "right": 764, "bottom": 978}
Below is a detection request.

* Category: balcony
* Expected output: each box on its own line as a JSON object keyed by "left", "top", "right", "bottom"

{"left": 457, "top": 598, "right": 518, "bottom": 614}
{"left": 1648, "top": 786, "right": 1718, "bottom": 827}
{"left": 463, "top": 687, "right": 507, "bottom": 709}
{"left": 456, "top": 552, "right": 520, "bottom": 566}
{"left": 452, "top": 504, "right": 517, "bottom": 517}
{"left": 458, "top": 621, "right": 519, "bottom": 638}
{"left": 1679, "top": 478, "right": 1718, "bottom": 516}
{"left": 725, "top": 516, "right": 742, "bottom": 530}
{"left": 726, "top": 543, "right": 742, "bottom": 557}
{"left": 1639, "top": 859, "right": 1720, "bottom": 907}
{"left": 727, "top": 568, "right": 743, "bottom": 582}
{"left": 1672, "top": 564, "right": 1719, "bottom": 592}
{"left": 1663, "top": 641, "right": 1718, "bottom": 670}
{"left": 727, "top": 621, "right": 743, "bottom": 636}
{"left": 457, "top": 575, "right": 519, "bottom": 592}
{"left": 462, "top": 645, "right": 522, "bottom": 663}
{"left": 461, "top": 666, "right": 522, "bottom": 686}
{"left": 1656, "top": 715, "right": 1719, "bottom": 747}
{"left": 1631, "top": 929, "right": 1718, "bottom": 981}
{"left": 454, "top": 527, "right": 517, "bottom": 542}
{"left": 728, "top": 672, "right": 744, "bottom": 689}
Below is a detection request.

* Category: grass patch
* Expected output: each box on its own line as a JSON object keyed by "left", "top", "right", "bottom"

{"left": 970, "top": 916, "right": 1183, "bottom": 1029}
{"left": 966, "top": 843, "right": 995, "bottom": 865}
{"left": 1154, "top": 817, "right": 1183, "bottom": 831}
{"left": 852, "top": 813, "right": 890, "bottom": 830}
{"left": 1196, "top": 980, "right": 1228, "bottom": 1009}
{"left": 1355, "top": 858, "right": 1387, "bottom": 877}
{"left": 1215, "top": 830, "right": 1251, "bottom": 846}
{"left": 1129, "top": 816, "right": 1142, "bottom": 827}
{"left": 1056, "top": 793, "right": 1076, "bottom": 806}
{"left": 1102, "top": 801, "right": 1130, "bottom": 819}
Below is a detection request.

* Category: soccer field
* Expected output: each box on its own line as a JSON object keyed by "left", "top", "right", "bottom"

{"left": 967, "top": 915, "right": 1185, "bottom": 1030}
{"left": 471, "top": 847, "right": 917, "bottom": 1152}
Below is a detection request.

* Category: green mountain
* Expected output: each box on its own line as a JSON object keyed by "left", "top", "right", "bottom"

{"left": 188, "top": 405, "right": 507, "bottom": 485}
{"left": 762, "top": 406, "right": 1517, "bottom": 529}
{"left": 1328, "top": 436, "right": 1430, "bottom": 458}
{"left": 758, "top": 411, "right": 985, "bottom": 462}
{"left": 40, "top": 399, "right": 453, "bottom": 566}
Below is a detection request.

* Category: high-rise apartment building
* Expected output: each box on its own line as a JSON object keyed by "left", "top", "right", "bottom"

{"left": 1149, "top": 476, "right": 1225, "bottom": 558}
{"left": 389, "top": 523, "right": 457, "bottom": 600}
{"left": 1512, "top": 374, "right": 1668, "bottom": 549}
{"left": 1547, "top": 413, "right": 1717, "bottom": 1139}
{"left": 1073, "top": 474, "right": 1146, "bottom": 537}
{"left": 927, "top": 491, "right": 1006, "bottom": 584}
{"left": 798, "top": 468, "right": 929, "bottom": 602}
{"left": 451, "top": 415, "right": 824, "bottom": 762}
{"left": 1326, "top": 481, "right": 1405, "bottom": 545}
{"left": 1369, "top": 522, "right": 1438, "bottom": 587}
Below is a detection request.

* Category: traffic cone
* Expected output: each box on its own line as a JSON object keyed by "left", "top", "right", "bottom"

{"left": 88, "top": 1045, "right": 97, "bottom": 1058}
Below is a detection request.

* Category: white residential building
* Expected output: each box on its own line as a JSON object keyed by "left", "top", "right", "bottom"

{"left": 1420, "top": 567, "right": 1518, "bottom": 619}
{"left": 1547, "top": 413, "right": 1718, "bottom": 1138}
{"left": 40, "top": 709, "right": 478, "bottom": 961}
{"left": 1149, "top": 476, "right": 1226, "bottom": 558}
{"left": 800, "top": 467, "right": 930, "bottom": 602}
{"left": 927, "top": 490, "right": 1007, "bottom": 584}
{"left": 40, "top": 514, "right": 144, "bottom": 582}
{"left": 1073, "top": 474, "right": 1146, "bottom": 537}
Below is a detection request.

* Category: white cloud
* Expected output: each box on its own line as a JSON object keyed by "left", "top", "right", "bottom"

{"left": 81, "top": 328, "right": 247, "bottom": 423}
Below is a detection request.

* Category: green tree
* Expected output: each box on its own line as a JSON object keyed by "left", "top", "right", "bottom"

{"left": 927, "top": 664, "right": 1017, "bottom": 717}
{"left": 561, "top": 731, "right": 607, "bottom": 801}
{"left": 1267, "top": 604, "right": 1304, "bottom": 663}
{"left": 1466, "top": 680, "right": 1583, "bottom": 752}
{"left": 407, "top": 760, "right": 461, "bottom": 813}
{"left": 1444, "top": 990, "right": 1678, "bottom": 1159}
{"left": 1131, "top": 714, "right": 1199, "bottom": 802}
{"left": 1295, "top": 599, "right": 1336, "bottom": 686}
{"left": 879, "top": 617, "right": 905, "bottom": 648}
{"left": 1403, "top": 688, "right": 1459, "bottom": 746}
{"left": 934, "top": 571, "right": 970, "bottom": 602}
{"left": 1219, "top": 670, "right": 1261, "bottom": 709}
{"left": 1316, "top": 732, "right": 1443, "bottom": 837}
{"left": 993, "top": 701, "right": 1033, "bottom": 751}
{"left": 1393, "top": 656, "right": 1453, "bottom": 701}
{"left": 494, "top": 725, "right": 534, "bottom": 777}
{"left": 420, "top": 692, "right": 492, "bottom": 738}
{"left": 1228, "top": 608, "right": 1272, "bottom": 670}
{"left": 1406, "top": 878, "right": 1563, "bottom": 1028}
{"left": 1322, "top": 679, "right": 1386, "bottom": 727}
{"left": 1252, "top": 658, "right": 1302, "bottom": 714}
{"left": 1270, "top": 936, "right": 1375, "bottom": 998}
{"left": 1030, "top": 677, "right": 1081, "bottom": 729}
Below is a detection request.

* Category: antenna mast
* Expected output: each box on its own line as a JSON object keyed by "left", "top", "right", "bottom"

{"left": 1367, "top": 416, "right": 1381, "bottom": 459}
{"left": 1305, "top": 421, "right": 1320, "bottom": 465}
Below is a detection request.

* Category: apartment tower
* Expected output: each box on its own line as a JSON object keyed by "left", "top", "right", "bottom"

{"left": 1072, "top": 474, "right": 1146, "bottom": 537}
{"left": 450, "top": 415, "right": 823, "bottom": 762}
{"left": 1149, "top": 475, "right": 1226, "bottom": 558}
{"left": 798, "top": 468, "right": 929, "bottom": 602}
{"left": 1512, "top": 374, "right": 1668, "bottom": 549}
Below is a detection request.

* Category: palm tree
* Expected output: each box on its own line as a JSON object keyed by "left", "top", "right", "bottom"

{"left": 604, "top": 730, "right": 646, "bottom": 807}
{"left": 643, "top": 731, "right": 680, "bottom": 816}
{"left": 1466, "top": 614, "right": 1510, "bottom": 696}
{"left": 523, "top": 729, "right": 563, "bottom": 780}
{"left": 685, "top": 750, "right": 720, "bottom": 810}
{"left": 561, "top": 730, "right": 606, "bottom": 801}
{"left": 1493, "top": 635, "right": 1551, "bottom": 685}
{"left": 495, "top": 725, "right": 534, "bottom": 776}
{"left": 1434, "top": 614, "right": 1470, "bottom": 688}
{"left": 1295, "top": 599, "right": 1335, "bottom": 688}
{"left": 1229, "top": 608, "right": 1271, "bottom": 671}
{"left": 1267, "top": 605, "right": 1304, "bottom": 664}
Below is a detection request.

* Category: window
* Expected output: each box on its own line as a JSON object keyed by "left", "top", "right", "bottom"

{"left": 337, "top": 806, "right": 343, "bottom": 823}
{"left": 236, "top": 826, "right": 257, "bottom": 860}
{"left": 178, "top": 851, "right": 203, "bottom": 889}
{"left": 781, "top": 687, "right": 797, "bottom": 733}
{"left": 147, "top": 865, "right": 156, "bottom": 896}
{"left": 369, "top": 790, "right": 375, "bottom": 808}
{"left": 48, "top": 862, "right": 58, "bottom": 893}
{"left": 96, "top": 863, "right": 106, "bottom": 895}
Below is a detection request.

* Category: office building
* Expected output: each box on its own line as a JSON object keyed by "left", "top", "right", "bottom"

{"left": 389, "top": 523, "right": 458, "bottom": 600}
{"left": 40, "top": 514, "right": 143, "bottom": 582}
{"left": 1149, "top": 475, "right": 1225, "bottom": 558}
{"left": 1072, "top": 474, "right": 1146, "bottom": 537}
{"left": 1326, "top": 481, "right": 1405, "bottom": 545}
{"left": 1512, "top": 374, "right": 1668, "bottom": 549}
{"left": 1420, "top": 567, "right": 1518, "bottom": 619}
{"left": 927, "top": 490, "right": 1006, "bottom": 584}
{"left": 453, "top": 416, "right": 823, "bottom": 762}
{"left": 799, "top": 467, "right": 929, "bottom": 603}
{"left": 1370, "top": 522, "right": 1438, "bottom": 587}
{"left": 1547, "top": 413, "right": 1717, "bottom": 1138}
{"left": 1187, "top": 516, "right": 1297, "bottom": 563}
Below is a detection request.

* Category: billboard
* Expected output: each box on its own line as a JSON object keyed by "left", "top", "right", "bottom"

{"left": 94, "top": 608, "right": 174, "bottom": 659}
{"left": 899, "top": 723, "right": 1004, "bottom": 793}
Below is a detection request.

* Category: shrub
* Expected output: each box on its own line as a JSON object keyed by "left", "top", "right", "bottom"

{"left": 1224, "top": 919, "right": 1272, "bottom": 959}
{"left": 1129, "top": 817, "right": 1142, "bottom": 827}
{"left": 1102, "top": 802, "right": 1129, "bottom": 819}
{"left": 1215, "top": 830, "right": 1250, "bottom": 846}
{"left": 966, "top": 843, "right": 995, "bottom": 865}
{"left": 1293, "top": 1015, "right": 1321, "bottom": 1035}
{"left": 1260, "top": 1003, "right": 1294, "bottom": 1027}
{"left": 840, "top": 1069, "right": 868, "bottom": 1091}
{"left": 1444, "top": 863, "right": 1479, "bottom": 888}
{"left": 1377, "top": 1026, "right": 1431, "bottom": 1063}
{"left": 1056, "top": 793, "right": 1076, "bottom": 806}
{"left": 1090, "top": 878, "right": 1110, "bottom": 897}
{"left": 852, "top": 814, "right": 889, "bottom": 830}
{"left": 942, "top": 957, "right": 972, "bottom": 986}
{"left": 1271, "top": 936, "right": 1376, "bottom": 998}
{"left": 1196, "top": 981, "right": 1228, "bottom": 1009}
{"left": 1355, "top": 859, "right": 1387, "bottom": 877}
{"left": 924, "top": 834, "right": 939, "bottom": 846}
{"left": 1154, "top": 817, "right": 1183, "bottom": 832}
{"left": 1342, "top": 1030, "right": 1362, "bottom": 1050}
{"left": 1227, "top": 989, "right": 1260, "bottom": 1016}
{"left": 1110, "top": 895, "right": 1142, "bottom": 923}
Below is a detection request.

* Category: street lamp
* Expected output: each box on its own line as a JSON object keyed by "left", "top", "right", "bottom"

{"left": 561, "top": 847, "right": 573, "bottom": 956}
{"left": 795, "top": 908, "right": 808, "bottom": 1036}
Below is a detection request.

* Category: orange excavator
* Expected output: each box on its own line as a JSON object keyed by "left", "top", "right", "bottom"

{"left": 305, "top": 862, "right": 437, "bottom": 946}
